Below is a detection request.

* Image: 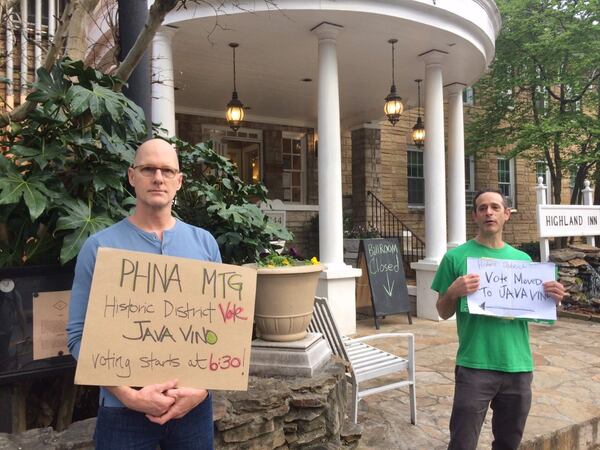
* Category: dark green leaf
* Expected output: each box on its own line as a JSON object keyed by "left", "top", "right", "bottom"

{"left": 66, "top": 85, "right": 94, "bottom": 116}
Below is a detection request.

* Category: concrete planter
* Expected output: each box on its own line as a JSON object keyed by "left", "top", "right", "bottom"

{"left": 248, "top": 264, "right": 323, "bottom": 342}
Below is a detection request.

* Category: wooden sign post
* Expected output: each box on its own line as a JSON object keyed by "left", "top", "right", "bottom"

{"left": 361, "top": 238, "right": 411, "bottom": 329}
{"left": 75, "top": 248, "right": 256, "bottom": 391}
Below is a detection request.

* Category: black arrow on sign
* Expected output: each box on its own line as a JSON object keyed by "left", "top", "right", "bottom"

{"left": 479, "top": 302, "right": 535, "bottom": 313}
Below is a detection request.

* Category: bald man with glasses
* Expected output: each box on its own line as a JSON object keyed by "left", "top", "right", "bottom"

{"left": 67, "top": 139, "right": 221, "bottom": 449}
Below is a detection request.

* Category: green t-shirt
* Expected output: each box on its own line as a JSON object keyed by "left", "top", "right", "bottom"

{"left": 431, "top": 239, "right": 534, "bottom": 372}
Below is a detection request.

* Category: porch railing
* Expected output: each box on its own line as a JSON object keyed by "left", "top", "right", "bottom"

{"left": 367, "top": 191, "right": 425, "bottom": 277}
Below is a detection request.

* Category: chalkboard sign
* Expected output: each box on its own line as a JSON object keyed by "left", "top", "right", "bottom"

{"left": 361, "top": 238, "right": 411, "bottom": 328}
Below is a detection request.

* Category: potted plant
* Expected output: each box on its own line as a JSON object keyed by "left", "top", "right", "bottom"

{"left": 248, "top": 250, "right": 322, "bottom": 342}
{"left": 343, "top": 219, "right": 381, "bottom": 268}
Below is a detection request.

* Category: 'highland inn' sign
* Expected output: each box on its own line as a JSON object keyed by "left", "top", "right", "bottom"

{"left": 537, "top": 205, "right": 600, "bottom": 238}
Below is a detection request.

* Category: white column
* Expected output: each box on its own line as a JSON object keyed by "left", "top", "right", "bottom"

{"left": 34, "top": 0, "right": 42, "bottom": 71}
{"left": 536, "top": 177, "right": 550, "bottom": 262}
{"left": 20, "top": 0, "right": 28, "bottom": 104}
{"left": 411, "top": 50, "right": 448, "bottom": 321}
{"left": 311, "top": 22, "right": 361, "bottom": 335}
{"left": 422, "top": 50, "right": 448, "bottom": 261}
{"left": 6, "top": 7, "right": 14, "bottom": 109}
{"left": 582, "top": 180, "right": 595, "bottom": 247}
{"left": 48, "top": 0, "right": 56, "bottom": 39}
{"left": 151, "top": 26, "right": 177, "bottom": 137}
{"left": 312, "top": 22, "right": 344, "bottom": 269}
{"left": 446, "top": 82, "right": 467, "bottom": 248}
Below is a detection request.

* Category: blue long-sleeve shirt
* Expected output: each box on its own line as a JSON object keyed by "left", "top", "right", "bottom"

{"left": 67, "top": 218, "right": 221, "bottom": 407}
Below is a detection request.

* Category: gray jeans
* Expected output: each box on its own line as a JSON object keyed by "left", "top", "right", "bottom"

{"left": 448, "top": 366, "right": 533, "bottom": 450}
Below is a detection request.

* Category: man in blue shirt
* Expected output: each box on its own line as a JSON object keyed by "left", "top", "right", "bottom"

{"left": 67, "top": 138, "right": 221, "bottom": 449}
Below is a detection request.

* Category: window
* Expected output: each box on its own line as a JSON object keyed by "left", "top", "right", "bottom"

{"left": 202, "top": 126, "right": 263, "bottom": 185}
{"left": 497, "top": 158, "right": 515, "bottom": 208}
{"left": 535, "top": 161, "right": 548, "bottom": 185}
{"left": 282, "top": 133, "right": 306, "bottom": 203}
{"left": 407, "top": 147, "right": 424, "bottom": 206}
{"left": 465, "top": 155, "right": 475, "bottom": 206}
{"left": 565, "top": 85, "right": 582, "bottom": 112}
{"left": 27, "top": 0, "right": 50, "bottom": 25}
{"left": 463, "top": 87, "right": 474, "bottom": 106}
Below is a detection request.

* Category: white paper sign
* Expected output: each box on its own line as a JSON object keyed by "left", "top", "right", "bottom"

{"left": 466, "top": 258, "right": 557, "bottom": 321}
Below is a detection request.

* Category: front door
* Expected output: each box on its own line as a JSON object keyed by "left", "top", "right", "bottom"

{"left": 223, "top": 140, "right": 261, "bottom": 184}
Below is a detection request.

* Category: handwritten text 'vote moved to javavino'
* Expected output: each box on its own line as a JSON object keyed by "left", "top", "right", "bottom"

{"left": 75, "top": 248, "right": 257, "bottom": 391}
{"left": 466, "top": 257, "right": 557, "bottom": 321}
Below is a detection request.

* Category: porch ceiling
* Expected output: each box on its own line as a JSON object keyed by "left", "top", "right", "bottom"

{"left": 170, "top": 6, "right": 495, "bottom": 129}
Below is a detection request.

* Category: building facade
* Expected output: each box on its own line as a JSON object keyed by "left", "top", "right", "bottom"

{"left": 3, "top": 0, "right": 521, "bottom": 330}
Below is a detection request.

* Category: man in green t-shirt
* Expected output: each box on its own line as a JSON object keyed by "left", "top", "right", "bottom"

{"left": 431, "top": 189, "right": 565, "bottom": 450}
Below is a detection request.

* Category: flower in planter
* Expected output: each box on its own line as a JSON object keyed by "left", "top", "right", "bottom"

{"left": 257, "top": 247, "right": 319, "bottom": 268}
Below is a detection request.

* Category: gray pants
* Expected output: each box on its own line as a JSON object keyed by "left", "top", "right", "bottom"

{"left": 448, "top": 366, "right": 533, "bottom": 450}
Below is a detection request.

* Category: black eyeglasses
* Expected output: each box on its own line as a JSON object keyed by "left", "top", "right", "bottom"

{"left": 132, "top": 165, "right": 179, "bottom": 179}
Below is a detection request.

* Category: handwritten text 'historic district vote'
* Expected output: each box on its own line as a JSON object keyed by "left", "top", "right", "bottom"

{"left": 75, "top": 248, "right": 257, "bottom": 390}
{"left": 466, "top": 258, "right": 557, "bottom": 321}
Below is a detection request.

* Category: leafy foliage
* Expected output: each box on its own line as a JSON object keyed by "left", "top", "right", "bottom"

{"left": 256, "top": 252, "right": 319, "bottom": 268}
{"left": 466, "top": 0, "right": 600, "bottom": 204}
{"left": 170, "top": 138, "right": 293, "bottom": 265}
{"left": 0, "top": 59, "right": 145, "bottom": 267}
{"left": 0, "top": 58, "right": 293, "bottom": 268}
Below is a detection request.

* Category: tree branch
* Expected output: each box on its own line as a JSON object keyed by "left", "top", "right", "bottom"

{"left": 112, "top": 0, "right": 179, "bottom": 90}
{"left": 65, "top": 0, "right": 102, "bottom": 60}
{"left": 0, "top": 0, "right": 20, "bottom": 25}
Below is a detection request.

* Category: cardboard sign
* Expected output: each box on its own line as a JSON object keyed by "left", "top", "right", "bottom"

{"left": 75, "top": 248, "right": 257, "bottom": 391}
{"left": 33, "top": 290, "right": 70, "bottom": 360}
{"left": 466, "top": 257, "right": 557, "bottom": 321}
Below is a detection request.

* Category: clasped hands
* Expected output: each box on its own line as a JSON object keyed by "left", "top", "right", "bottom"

{"left": 450, "top": 274, "right": 566, "bottom": 305}
{"left": 124, "top": 379, "right": 208, "bottom": 425}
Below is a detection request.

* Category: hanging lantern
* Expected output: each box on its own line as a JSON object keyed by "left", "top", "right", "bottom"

{"left": 384, "top": 39, "right": 404, "bottom": 126}
{"left": 226, "top": 43, "right": 245, "bottom": 131}
{"left": 411, "top": 79, "right": 425, "bottom": 147}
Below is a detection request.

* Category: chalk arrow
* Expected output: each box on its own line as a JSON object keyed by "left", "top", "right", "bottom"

{"left": 479, "top": 302, "right": 535, "bottom": 313}
{"left": 383, "top": 273, "right": 395, "bottom": 297}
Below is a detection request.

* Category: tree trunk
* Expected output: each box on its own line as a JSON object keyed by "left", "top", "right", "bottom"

{"left": 569, "top": 163, "right": 590, "bottom": 205}
{"left": 65, "top": 0, "right": 101, "bottom": 60}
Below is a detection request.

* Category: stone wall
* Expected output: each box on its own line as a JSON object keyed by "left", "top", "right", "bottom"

{"left": 0, "top": 360, "right": 358, "bottom": 450}
{"left": 213, "top": 359, "right": 354, "bottom": 449}
{"left": 351, "top": 127, "right": 381, "bottom": 229}
{"left": 286, "top": 210, "right": 319, "bottom": 260}
{"left": 550, "top": 243, "right": 600, "bottom": 311}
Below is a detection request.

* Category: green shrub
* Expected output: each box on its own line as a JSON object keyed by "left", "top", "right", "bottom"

{"left": 0, "top": 59, "right": 144, "bottom": 266}
{"left": 169, "top": 138, "right": 292, "bottom": 265}
{"left": 516, "top": 241, "right": 541, "bottom": 262}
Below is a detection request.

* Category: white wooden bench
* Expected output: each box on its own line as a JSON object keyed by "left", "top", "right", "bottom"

{"left": 308, "top": 297, "right": 416, "bottom": 424}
